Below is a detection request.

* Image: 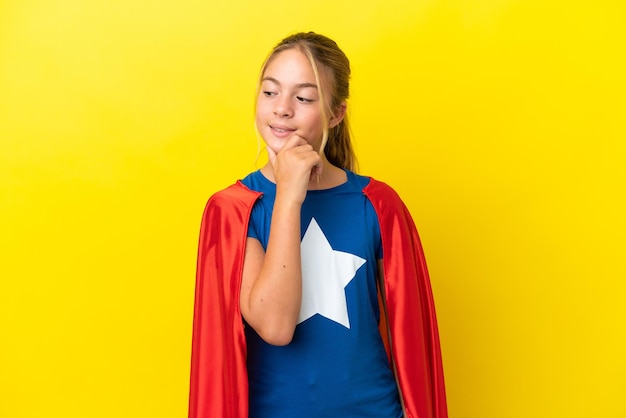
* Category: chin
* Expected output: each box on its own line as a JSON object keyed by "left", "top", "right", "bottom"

{"left": 262, "top": 139, "right": 283, "bottom": 155}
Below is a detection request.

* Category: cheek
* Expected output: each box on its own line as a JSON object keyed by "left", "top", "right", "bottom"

{"left": 305, "top": 113, "right": 325, "bottom": 136}
{"left": 255, "top": 95, "right": 270, "bottom": 118}
{"left": 255, "top": 103, "right": 269, "bottom": 129}
{"left": 254, "top": 101, "right": 263, "bottom": 121}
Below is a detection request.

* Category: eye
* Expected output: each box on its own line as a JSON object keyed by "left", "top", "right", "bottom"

{"left": 262, "top": 91, "right": 277, "bottom": 97}
{"left": 296, "top": 96, "right": 314, "bottom": 103}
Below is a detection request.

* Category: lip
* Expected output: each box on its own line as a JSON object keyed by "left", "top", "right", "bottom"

{"left": 269, "top": 124, "right": 296, "bottom": 138}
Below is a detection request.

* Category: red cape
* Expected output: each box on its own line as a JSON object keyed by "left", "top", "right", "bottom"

{"left": 189, "top": 178, "right": 447, "bottom": 418}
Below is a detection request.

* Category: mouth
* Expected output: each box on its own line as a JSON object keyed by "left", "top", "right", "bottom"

{"left": 269, "top": 124, "right": 296, "bottom": 138}
{"left": 271, "top": 124, "right": 296, "bottom": 131}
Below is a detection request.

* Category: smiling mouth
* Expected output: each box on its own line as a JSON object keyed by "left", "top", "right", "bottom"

{"left": 270, "top": 125, "right": 296, "bottom": 133}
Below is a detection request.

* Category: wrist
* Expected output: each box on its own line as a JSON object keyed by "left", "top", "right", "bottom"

{"left": 274, "top": 191, "right": 304, "bottom": 209}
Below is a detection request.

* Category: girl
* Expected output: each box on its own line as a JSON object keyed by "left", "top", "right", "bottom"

{"left": 189, "top": 32, "right": 447, "bottom": 418}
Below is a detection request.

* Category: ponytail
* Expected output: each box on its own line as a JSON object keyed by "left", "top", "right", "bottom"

{"left": 325, "top": 118, "right": 356, "bottom": 171}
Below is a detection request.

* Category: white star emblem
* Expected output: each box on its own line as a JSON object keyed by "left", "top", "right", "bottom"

{"left": 298, "top": 218, "right": 366, "bottom": 329}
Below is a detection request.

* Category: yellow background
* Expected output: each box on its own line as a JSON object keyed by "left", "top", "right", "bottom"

{"left": 1, "top": 0, "right": 624, "bottom": 417}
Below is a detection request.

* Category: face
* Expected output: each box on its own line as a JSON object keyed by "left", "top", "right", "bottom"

{"left": 256, "top": 48, "right": 334, "bottom": 154}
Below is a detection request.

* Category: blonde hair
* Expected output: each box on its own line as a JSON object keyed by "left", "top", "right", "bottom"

{"left": 256, "top": 32, "right": 357, "bottom": 171}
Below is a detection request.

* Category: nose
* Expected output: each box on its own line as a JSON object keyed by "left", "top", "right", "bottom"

{"left": 273, "top": 96, "right": 293, "bottom": 118}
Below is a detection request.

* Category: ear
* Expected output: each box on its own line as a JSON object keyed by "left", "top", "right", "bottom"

{"left": 329, "top": 102, "right": 347, "bottom": 129}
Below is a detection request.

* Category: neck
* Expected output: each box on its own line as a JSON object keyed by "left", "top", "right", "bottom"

{"left": 308, "top": 162, "right": 347, "bottom": 190}
{"left": 260, "top": 159, "right": 347, "bottom": 191}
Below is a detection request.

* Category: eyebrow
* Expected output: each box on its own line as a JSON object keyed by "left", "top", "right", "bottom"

{"left": 262, "top": 76, "right": 317, "bottom": 90}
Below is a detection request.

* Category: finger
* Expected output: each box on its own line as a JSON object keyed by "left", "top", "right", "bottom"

{"left": 310, "top": 160, "right": 323, "bottom": 182}
{"left": 283, "top": 133, "right": 308, "bottom": 150}
{"left": 314, "top": 161, "right": 322, "bottom": 177}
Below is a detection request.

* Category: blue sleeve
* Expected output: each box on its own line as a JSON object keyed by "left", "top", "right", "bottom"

{"left": 247, "top": 201, "right": 271, "bottom": 252}
{"left": 368, "top": 200, "right": 383, "bottom": 260}
{"left": 375, "top": 218, "right": 383, "bottom": 260}
{"left": 247, "top": 205, "right": 260, "bottom": 241}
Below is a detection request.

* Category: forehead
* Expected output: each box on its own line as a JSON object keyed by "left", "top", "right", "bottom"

{"left": 263, "top": 48, "right": 317, "bottom": 85}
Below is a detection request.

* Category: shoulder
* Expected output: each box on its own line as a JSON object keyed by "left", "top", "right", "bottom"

{"left": 205, "top": 181, "right": 262, "bottom": 212}
{"left": 362, "top": 176, "right": 404, "bottom": 204}
{"left": 361, "top": 176, "right": 415, "bottom": 226}
{"left": 196, "top": 181, "right": 262, "bottom": 247}
{"left": 345, "top": 171, "right": 400, "bottom": 200}
{"left": 361, "top": 177, "right": 422, "bottom": 245}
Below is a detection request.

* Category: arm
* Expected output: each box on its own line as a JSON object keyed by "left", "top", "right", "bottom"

{"left": 240, "top": 135, "right": 321, "bottom": 346}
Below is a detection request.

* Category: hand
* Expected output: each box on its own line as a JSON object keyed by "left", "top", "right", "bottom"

{"left": 267, "top": 134, "right": 322, "bottom": 204}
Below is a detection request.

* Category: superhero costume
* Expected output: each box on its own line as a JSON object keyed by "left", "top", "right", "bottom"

{"left": 188, "top": 177, "right": 447, "bottom": 418}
